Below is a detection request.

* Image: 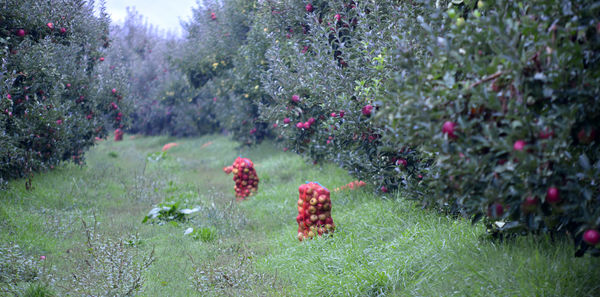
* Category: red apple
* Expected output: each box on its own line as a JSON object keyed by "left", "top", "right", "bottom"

{"left": 522, "top": 196, "right": 539, "bottom": 212}
{"left": 273, "top": 123, "right": 278, "bottom": 128}
{"left": 305, "top": 3, "right": 314, "bottom": 12}
{"left": 583, "top": 229, "right": 600, "bottom": 245}
{"left": 296, "top": 122, "right": 303, "bottom": 129}
{"left": 362, "top": 104, "right": 373, "bottom": 116}
{"left": 335, "top": 14, "right": 342, "bottom": 22}
{"left": 99, "top": 57, "right": 105, "bottom": 62}
{"left": 577, "top": 128, "right": 597, "bottom": 144}
{"left": 538, "top": 127, "right": 554, "bottom": 139}
{"left": 16, "top": 29, "right": 26, "bottom": 37}
{"left": 292, "top": 94, "right": 300, "bottom": 103}
{"left": 339, "top": 110, "right": 345, "bottom": 118}
{"left": 211, "top": 12, "right": 216, "bottom": 20}
{"left": 442, "top": 121, "right": 457, "bottom": 139}
{"left": 330, "top": 112, "right": 337, "bottom": 117}
{"left": 396, "top": 159, "right": 407, "bottom": 167}
{"left": 47, "top": 22, "right": 54, "bottom": 29}
{"left": 111, "top": 88, "right": 117, "bottom": 94}
{"left": 513, "top": 140, "right": 526, "bottom": 151}
{"left": 317, "top": 195, "right": 327, "bottom": 204}
{"left": 60, "top": 27, "right": 66, "bottom": 34}
{"left": 487, "top": 203, "right": 504, "bottom": 218}
{"left": 546, "top": 187, "right": 560, "bottom": 204}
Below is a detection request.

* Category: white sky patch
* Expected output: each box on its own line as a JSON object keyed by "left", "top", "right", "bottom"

{"left": 101, "top": 0, "right": 198, "bottom": 37}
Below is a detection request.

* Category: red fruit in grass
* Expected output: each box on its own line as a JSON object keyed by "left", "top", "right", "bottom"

{"left": 56, "top": 119, "right": 62, "bottom": 125}
{"left": 513, "top": 140, "right": 526, "bottom": 151}
{"left": 99, "top": 57, "right": 105, "bottom": 62}
{"left": 60, "top": 27, "right": 66, "bottom": 34}
{"left": 111, "top": 88, "right": 117, "bottom": 94}
{"left": 296, "top": 122, "right": 303, "bottom": 129}
{"left": 211, "top": 12, "right": 216, "bottom": 20}
{"left": 546, "top": 187, "right": 560, "bottom": 204}
{"left": 396, "top": 159, "right": 407, "bottom": 167}
{"left": 284, "top": 117, "right": 291, "bottom": 124}
{"left": 381, "top": 186, "right": 388, "bottom": 193}
{"left": 334, "top": 14, "right": 342, "bottom": 22}
{"left": 308, "top": 117, "right": 315, "bottom": 124}
{"left": 16, "top": 29, "right": 26, "bottom": 37}
{"left": 583, "top": 229, "right": 600, "bottom": 245}
{"left": 305, "top": 3, "right": 314, "bottom": 12}
{"left": 362, "top": 105, "right": 373, "bottom": 116}
{"left": 291, "top": 94, "right": 300, "bottom": 103}
{"left": 273, "top": 123, "right": 278, "bottom": 128}
{"left": 442, "top": 121, "right": 457, "bottom": 139}
{"left": 6, "top": 94, "right": 11, "bottom": 100}
{"left": 339, "top": 110, "right": 345, "bottom": 118}
{"left": 47, "top": 22, "right": 54, "bottom": 29}
{"left": 66, "top": 83, "right": 71, "bottom": 88}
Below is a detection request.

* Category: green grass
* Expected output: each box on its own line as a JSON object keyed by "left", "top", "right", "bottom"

{"left": 1, "top": 135, "right": 598, "bottom": 296}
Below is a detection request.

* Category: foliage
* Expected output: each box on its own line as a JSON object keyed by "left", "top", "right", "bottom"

{"left": 374, "top": 0, "right": 600, "bottom": 254}
{"left": 0, "top": 0, "right": 130, "bottom": 184}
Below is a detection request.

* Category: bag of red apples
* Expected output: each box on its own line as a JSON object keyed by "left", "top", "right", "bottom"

{"left": 114, "top": 128, "right": 124, "bottom": 141}
{"left": 223, "top": 157, "right": 259, "bottom": 200}
{"left": 296, "top": 182, "right": 335, "bottom": 241}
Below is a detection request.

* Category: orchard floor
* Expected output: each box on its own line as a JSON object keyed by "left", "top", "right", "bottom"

{"left": 1, "top": 135, "right": 599, "bottom": 296}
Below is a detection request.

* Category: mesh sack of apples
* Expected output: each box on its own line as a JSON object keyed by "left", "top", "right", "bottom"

{"left": 114, "top": 129, "right": 124, "bottom": 141}
{"left": 224, "top": 157, "right": 259, "bottom": 200}
{"left": 296, "top": 182, "right": 335, "bottom": 241}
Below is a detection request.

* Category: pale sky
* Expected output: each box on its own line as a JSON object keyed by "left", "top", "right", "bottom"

{"left": 102, "top": 0, "right": 199, "bottom": 37}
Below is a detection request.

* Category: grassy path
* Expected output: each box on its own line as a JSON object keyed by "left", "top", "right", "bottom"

{"left": 1, "top": 135, "right": 599, "bottom": 296}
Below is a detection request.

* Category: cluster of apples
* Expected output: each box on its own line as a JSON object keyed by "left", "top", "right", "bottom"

{"left": 223, "top": 157, "right": 259, "bottom": 200}
{"left": 114, "top": 128, "right": 124, "bottom": 141}
{"left": 296, "top": 182, "right": 335, "bottom": 241}
{"left": 333, "top": 180, "right": 366, "bottom": 192}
